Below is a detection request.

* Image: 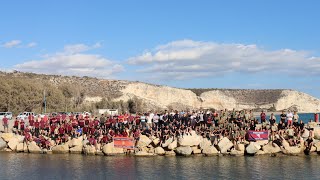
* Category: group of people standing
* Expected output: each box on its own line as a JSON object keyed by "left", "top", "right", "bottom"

{"left": 0, "top": 109, "right": 316, "bottom": 152}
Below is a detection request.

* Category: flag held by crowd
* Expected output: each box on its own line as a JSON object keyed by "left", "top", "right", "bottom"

{"left": 114, "top": 137, "right": 135, "bottom": 149}
{"left": 247, "top": 130, "right": 269, "bottom": 141}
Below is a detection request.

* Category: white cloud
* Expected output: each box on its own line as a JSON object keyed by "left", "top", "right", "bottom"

{"left": 26, "top": 42, "right": 37, "bottom": 48}
{"left": 62, "top": 43, "right": 101, "bottom": 55}
{"left": 14, "top": 43, "right": 124, "bottom": 78}
{"left": 2, "top": 40, "right": 21, "bottom": 48}
{"left": 127, "top": 39, "right": 320, "bottom": 80}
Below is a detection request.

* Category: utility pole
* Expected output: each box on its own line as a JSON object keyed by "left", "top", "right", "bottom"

{"left": 43, "top": 90, "right": 46, "bottom": 114}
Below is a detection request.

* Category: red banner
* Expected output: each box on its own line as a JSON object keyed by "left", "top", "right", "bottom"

{"left": 114, "top": 137, "right": 135, "bottom": 149}
{"left": 247, "top": 130, "right": 269, "bottom": 141}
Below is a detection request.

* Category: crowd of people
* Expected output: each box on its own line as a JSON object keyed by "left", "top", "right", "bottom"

{"left": 1, "top": 109, "right": 317, "bottom": 152}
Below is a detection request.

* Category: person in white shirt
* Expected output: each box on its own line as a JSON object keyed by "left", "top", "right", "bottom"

{"left": 199, "top": 112, "right": 204, "bottom": 127}
{"left": 147, "top": 112, "right": 154, "bottom": 126}
{"left": 153, "top": 113, "right": 159, "bottom": 127}
{"left": 140, "top": 114, "right": 146, "bottom": 127}
{"left": 287, "top": 111, "right": 293, "bottom": 126}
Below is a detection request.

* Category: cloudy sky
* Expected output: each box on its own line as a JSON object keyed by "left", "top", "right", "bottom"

{"left": 1, "top": 1, "right": 320, "bottom": 97}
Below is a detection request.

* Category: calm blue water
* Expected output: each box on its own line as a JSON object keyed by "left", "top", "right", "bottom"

{"left": 257, "top": 113, "right": 317, "bottom": 124}
{"left": 0, "top": 153, "right": 320, "bottom": 180}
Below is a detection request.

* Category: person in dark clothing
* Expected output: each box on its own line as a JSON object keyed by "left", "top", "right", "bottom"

{"left": 280, "top": 111, "right": 286, "bottom": 123}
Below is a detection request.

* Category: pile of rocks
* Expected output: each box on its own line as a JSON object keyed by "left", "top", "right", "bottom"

{"left": 1, "top": 132, "right": 319, "bottom": 157}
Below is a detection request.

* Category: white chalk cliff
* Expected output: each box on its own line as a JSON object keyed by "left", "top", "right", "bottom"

{"left": 3, "top": 71, "right": 319, "bottom": 112}
{"left": 115, "top": 82, "right": 320, "bottom": 112}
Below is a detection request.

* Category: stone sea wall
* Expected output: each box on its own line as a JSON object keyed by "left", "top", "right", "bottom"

{"left": 1, "top": 131, "right": 320, "bottom": 157}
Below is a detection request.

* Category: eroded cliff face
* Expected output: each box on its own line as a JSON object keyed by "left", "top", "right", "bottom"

{"left": 116, "top": 83, "right": 320, "bottom": 112}
{"left": 117, "top": 82, "right": 200, "bottom": 109}
{"left": 275, "top": 90, "right": 320, "bottom": 112}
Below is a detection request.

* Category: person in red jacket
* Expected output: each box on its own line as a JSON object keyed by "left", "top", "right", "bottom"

{"left": 20, "top": 119, "right": 25, "bottom": 134}
{"left": 34, "top": 119, "right": 40, "bottom": 137}
{"left": 13, "top": 118, "right": 19, "bottom": 129}
{"left": 78, "top": 118, "right": 85, "bottom": 128}
{"left": 260, "top": 110, "right": 266, "bottom": 123}
{"left": 2, "top": 115, "right": 9, "bottom": 133}
{"left": 71, "top": 119, "right": 78, "bottom": 128}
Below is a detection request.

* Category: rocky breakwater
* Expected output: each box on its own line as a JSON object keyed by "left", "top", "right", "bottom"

{"left": 1, "top": 132, "right": 320, "bottom": 157}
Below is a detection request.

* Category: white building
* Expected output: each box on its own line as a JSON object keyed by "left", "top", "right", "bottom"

{"left": 98, "top": 109, "right": 118, "bottom": 116}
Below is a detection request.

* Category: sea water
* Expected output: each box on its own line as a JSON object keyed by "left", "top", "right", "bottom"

{"left": 258, "top": 113, "right": 316, "bottom": 124}
{"left": 0, "top": 153, "right": 320, "bottom": 180}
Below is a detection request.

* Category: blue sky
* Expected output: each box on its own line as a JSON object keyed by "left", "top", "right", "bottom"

{"left": 1, "top": 1, "right": 320, "bottom": 97}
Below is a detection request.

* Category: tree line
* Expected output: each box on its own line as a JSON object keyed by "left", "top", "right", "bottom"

{"left": 0, "top": 76, "right": 146, "bottom": 115}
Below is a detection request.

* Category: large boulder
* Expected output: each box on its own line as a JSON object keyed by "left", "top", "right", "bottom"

{"left": 1, "top": 133, "right": 14, "bottom": 142}
{"left": 135, "top": 151, "right": 155, "bottom": 156}
{"left": 168, "top": 140, "right": 177, "bottom": 150}
{"left": 96, "top": 150, "right": 104, "bottom": 156}
{"left": 2, "top": 148, "right": 12, "bottom": 152}
{"left": 23, "top": 142, "right": 28, "bottom": 152}
{"left": 42, "top": 149, "right": 52, "bottom": 154}
{"left": 218, "top": 137, "right": 233, "bottom": 153}
{"left": 137, "top": 135, "right": 152, "bottom": 147}
{"left": 15, "top": 135, "right": 25, "bottom": 143}
{"left": 0, "top": 138, "right": 7, "bottom": 150}
{"left": 230, "top": 149, "right": 244, "bottom": 156}
{"left": 235, "top": 143, "right": 245, "bottom": 152}
{"left": 153, "top": 138, "right": 160, "bottom": 146}
{"left": 83, "top": 145, "right": 96, "bottom": 155}
{"left": 175, "top": 146, "right": 192, "bottom": 156}
{"left": 148, "top": 147, "right": 155, "bottom": 154}
{"left": 16, "top": 143, "right": 25, "bottom": 152}
{"left": 282, "top": 146, "right": 302, "bottom": 155}
{"left": 199, "top": 138, "right": 212, "bottom": 150}
{"left": 165, "top": 150, "right": 176, "bottom": 156}
{"left": 262, "top": 142, "right": 281, "bottom": 154}
{"left": 69, "top": 137, "right": 83, "bottom": 147}
{"left": 96, "top": 143, "right": 101, "bottom": 151}
{"left": 178, "top": 131, "right": 201, "bottom": 147}
{"left": 50, "top": 140, "right": 56, "bottom": 147}
{"left": 193, "top": 149, "right": 202, "bottom": 154}
{"left": 314, "top": 127, "right": 320, "bottom": 140}
{"left": 246, "top": 142, "right": 260, "bottom": 155}
{"left": 155, "top": 147, "right": 165, "bottom": 155}
{"left": 282, "top": 140, "right": 290, "bottom": 149}
{"left": 191, "top": 146, "right": 202, "bottom": 154}
{"left": 162, "top": 137, "right": 173, "bottom": 148}
{"left": 314, "top": 142, "right": 320, "bottom": 151}
{"left": 8, "top": 137, "right": 19, "bottom": 151}
{"left": 255, "top": 140, "right": 269, "bottom": 147}
{"left": 52, "top": 144, "right": 69, "bottom": 154}
{"left": 28, "top": 141, "right": 42, "bottom": 153}
{"left": 69, "top": 145, "right": 83, "bottom": 154}
{"left": 102, "top": 142, "right": 124, "bottom": 155}
{"left": 202, "top": 145, "right": 219, "bottom": 156}
{"left": 302, "top": 129, "right": 310, "bottom": 139}
{"left": 256, "top": 150, "right": 266, "bottom": 155}
{"left": 82, "top": 140, "right": 89, "bottom": 146}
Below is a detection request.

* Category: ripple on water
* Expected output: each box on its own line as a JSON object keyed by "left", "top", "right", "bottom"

{"left": 1, "top": 153, "right": 320, "bottom": 180}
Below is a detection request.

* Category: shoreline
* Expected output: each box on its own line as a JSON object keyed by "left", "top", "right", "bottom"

{"left": 1, "top": 130, "right": 320, "bottom": 157}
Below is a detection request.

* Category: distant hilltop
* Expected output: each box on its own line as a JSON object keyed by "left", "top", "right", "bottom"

{"left": 0, "top": 71, "right": 319, "bottom": 113}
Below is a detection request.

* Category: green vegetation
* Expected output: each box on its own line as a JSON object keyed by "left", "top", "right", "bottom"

{"left": 0, "top": 77, "right": 148, "bottom": 116}
{"left": 94, "top": 97, "right": 144, "bottom": 114}
{"left": 0, "top": 76, "right": 86, "bottom": 114}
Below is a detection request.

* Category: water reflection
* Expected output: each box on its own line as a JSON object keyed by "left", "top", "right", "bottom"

{"left": 0, "top": 153, "right": 319, "bottom": 180}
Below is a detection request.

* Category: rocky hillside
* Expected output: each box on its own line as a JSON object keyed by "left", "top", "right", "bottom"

{"left": 116, "top": 82, "right": 320, "bottom": 112}
{"left": 1, "top": 71, "right": 319, "bottom": 113}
